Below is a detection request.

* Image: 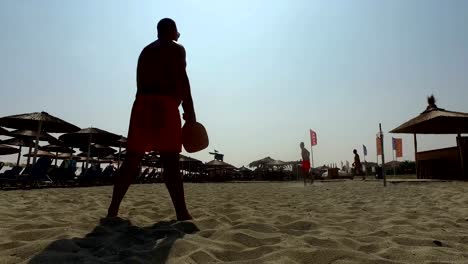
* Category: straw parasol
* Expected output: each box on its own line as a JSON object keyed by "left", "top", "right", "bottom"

{"left": 40, "top": 144, "right": 75, "bottom": 166}
{"left": 0, "top": 144, "right": 20, "bottom": 156}
{"left": 0, "top": 127, "right": 10, "bottom": 136}
{"left": 23, "top": 150, "right": 56, "bottom": 158}
{"left": 8, "top": 129, "right": 59, "bottom": 166}
{"left": 59, "top": 127, "right": 121, "bottom": 168}
{"left": 238, "top": 166, "right": 252, "bottom": 172}
{"left": 390, "top": 109, "right": 468, "bottom": 134}
{"left": 9, "top": 129, "right": 57, "bottom": 142}
{"left": 248, "top": 156, "right": 276, "bottom": 168}
{"left": 0, "top": 112, "right": 80, "bottom": 163}
{"left": 206, "top": 159, "right": 236, "bottom": 169}
{"left": 1, "top": 137, "right": 34, "bottom": 166}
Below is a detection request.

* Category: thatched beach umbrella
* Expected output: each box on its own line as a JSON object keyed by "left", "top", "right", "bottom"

{"left": 248, "top": 156, "right": 276, "bottom": 169}
{"left": 0, "top": 127, "right": 10, "bottom": 136}
{"left": 206, "top": 159, "right": 236, "bottom": 169}
{"left": 59, "top": 127, "right": 121, "bottom": 168}
{"left": 23, "top": 150, "right": 56, "bottom": 158}
{"left": 40, "top": 144, "right": 75, "bottom": 166}
{"left": 0, "top": 144, "right": 20, "bottom": 156}
{"left": 1, "top": 137, "right": 34, "bottom": 166}
{"left": 390, "top": 108, "right": 468, "bottom": 134}
{"left": 0, "top": 112, "right": 80, "bottom": 164}
{"left": 9, "top": 129, "right": 59, "bottom": 166}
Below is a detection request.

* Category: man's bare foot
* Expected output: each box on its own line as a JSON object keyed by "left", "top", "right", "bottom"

{"left": 176, "top": 211, "right": 193, "bottom": 221}
{"left": 107, "top": 206, "right": 119, "bottom": 218}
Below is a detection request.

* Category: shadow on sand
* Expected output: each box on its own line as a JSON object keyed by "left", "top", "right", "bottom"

{"left": 29, "top": 217, "right": 199, "bottom": 263}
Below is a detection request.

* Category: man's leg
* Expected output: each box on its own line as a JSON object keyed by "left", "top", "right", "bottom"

{"left": 303, "top": 169, "right": 307, "bottom": 186}
{"left": 107, "top": 151, "right": 144, "bottom": 217}
{"left": 161, "top": 152, "right": 192, "bottom": 221}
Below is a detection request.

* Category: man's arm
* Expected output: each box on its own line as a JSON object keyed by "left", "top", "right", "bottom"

{"left": 178, "top": 44, "right": 196, "bottom": 122}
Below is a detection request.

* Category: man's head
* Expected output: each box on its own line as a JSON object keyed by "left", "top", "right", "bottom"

{"left": 157, "top": 18, "right": 179, "bottom": 41}
{"left": 353, "top": 149, "right": 357, "bottom": 154}
{"left": 300, "top": 142, "right": 305, "bottom": 149}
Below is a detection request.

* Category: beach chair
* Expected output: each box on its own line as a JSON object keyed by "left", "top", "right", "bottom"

{"left": 27, "top": 157, "right": 53, "bottom": 188}
{"left": 0, "top": 166, "right": 24, "bottom": 189}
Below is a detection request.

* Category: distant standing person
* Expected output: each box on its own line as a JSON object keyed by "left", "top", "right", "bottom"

{"left": 352, "top": 149, "right": 365, "bottom": 180}
{"left": 107, "top": 18, "right": 196, "bottom": 221}
{"left": 300, "top": 142, "right": 312, "bottom": 185}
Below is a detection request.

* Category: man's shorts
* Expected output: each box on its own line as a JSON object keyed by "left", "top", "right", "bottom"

{"left": 301, "top": 160, "right": 311, "bottom": 173}
{"left": 126, "top": 95, "right": 182, "bottom": 154}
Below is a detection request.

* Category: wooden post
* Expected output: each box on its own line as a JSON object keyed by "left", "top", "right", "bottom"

{"left": 414, "top": 133, "right": 418, "bottom": 178}
{"left": 458, "top": 133, "right": 465, "bottom": 179}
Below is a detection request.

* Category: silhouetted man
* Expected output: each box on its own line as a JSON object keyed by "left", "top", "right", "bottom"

{"left": 300, "top": 142, "right": 311, "bottom": 185}
{"left": 352, "top": 149, "right": 364, "bottom": 180}
{"left": 108, "top": 18, "right": 196, "bottom": 221}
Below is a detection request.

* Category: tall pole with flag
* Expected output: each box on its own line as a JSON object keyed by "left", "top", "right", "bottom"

{"left": 379, "top": 123, "right": 386, "bottom": 187}
{"left": 310, "top": 129, "right": 317, "bottom": 169}
{"left": 392, "top": 137, "right": 403, "bottom": 176}
{"left": 363, "top": 144, "right": 368, "bottom": 176}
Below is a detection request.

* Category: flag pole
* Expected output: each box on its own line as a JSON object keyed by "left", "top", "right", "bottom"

{"left": 393, "top": 147, "right": 396, "bottom": 176}
{"left": 380, "top": 123, "right": 386, "bottom": 187}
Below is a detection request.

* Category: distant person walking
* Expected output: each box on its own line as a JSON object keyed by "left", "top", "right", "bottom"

{"left": 107, "top": 18, "right": 196, "bottom": 221}
{"left": 352, "top": 149, "right": 364, "bottom": 180}
{"left": 300, "top": 142, "right": 312, "bottom": 185}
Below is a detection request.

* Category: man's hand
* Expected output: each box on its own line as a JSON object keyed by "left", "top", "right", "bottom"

{"left": 183, "top": 112, "right": 196, "bottom": 123}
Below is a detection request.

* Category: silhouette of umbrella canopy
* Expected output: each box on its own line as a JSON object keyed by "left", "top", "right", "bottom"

{"left": 248, "top": 157, "right": 276, "bottom": 168}
{"left": 206, "top": 159, "right": 235, "bottom": 168}
{"left": 79, "top": 144, "right": 116, "bottom": 157}
{"left": 59, "top": 127, "right": 122, "bottom": 147}
{"left": 0, "top": 144, "right": 20, "bottom": 155}
{"left": 390, "top": 108, "right": 468, "bottom": 134}
{"left": 0, "top": 112, "right": 80, "bottom": 133}
{"left": 1, "top": 137, "right": 34, "bottom": 147}
{"left": 9, "top": 129, "right": 57, "bottom": 142}
{"left": 266, "top": 159, "right": 287, "bottom": 166}
{"left": 238, "top": 166, "right": 252, "bottom": 172}
{"left": 56, "top": 153, "right": 81, "bottom": 160}
{"left": 23, "top": 150, "right": 56, "bottom": 158}
{"left": 40, "top": 144, "right": 75, "bottom": 153}
{"left": 1, "top": 137, "right": 34, "bottom": 165}
{"left": 0, "top": 127, "right": 10, "bottom": 136}
{"left": 0, "top": 112, "right": 79, "bottom": 164}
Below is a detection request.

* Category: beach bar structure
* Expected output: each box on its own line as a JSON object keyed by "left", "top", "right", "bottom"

{"left": 390, "top": 100, "right": 468, "bottom": 180}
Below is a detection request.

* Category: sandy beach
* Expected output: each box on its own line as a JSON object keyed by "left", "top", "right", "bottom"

{"left": 1, "top": 181, "right": 468, "bottom": 263}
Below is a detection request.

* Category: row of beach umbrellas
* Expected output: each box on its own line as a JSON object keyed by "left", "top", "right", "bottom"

{"left": 0, "top": 111, "right": 250, "bottom": 172}
{"left": 0, "top": 112, "right": 127, "bottom": 168}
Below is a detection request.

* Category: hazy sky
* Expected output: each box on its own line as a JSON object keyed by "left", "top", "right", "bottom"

{"left": 1, "top": 0, "right": 467, "bottom": 167}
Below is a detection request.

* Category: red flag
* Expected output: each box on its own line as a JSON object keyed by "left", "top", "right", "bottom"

{"left": 310, "top": 129, "right": 317, "bottom": 146}
{"left": 376, "top": 135, "right": 382, "bottom": 155}
{"left": 394, "top": 138, "right": 403, "bottom": 158}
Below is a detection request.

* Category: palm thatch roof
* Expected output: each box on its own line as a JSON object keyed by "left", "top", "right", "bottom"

{"left": 205, "top": 159, "right": 235, "bottom": 169}
{"left": 248, "top": 157, "right": 275, "bottom": 168}
{"left": 0, "top": 144, "right": 20, "bottom": 155}
{"left": 390, "top": 96, "right": 468, "bottom": 134}
{"left": 0, "top": 111, "right": 80, "bottom": 133}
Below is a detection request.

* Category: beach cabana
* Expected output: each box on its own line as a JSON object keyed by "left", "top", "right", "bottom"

{"left": 390, "top": 97, "right": 468, "bottom": 180}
